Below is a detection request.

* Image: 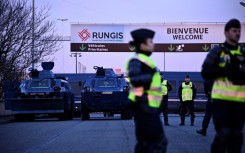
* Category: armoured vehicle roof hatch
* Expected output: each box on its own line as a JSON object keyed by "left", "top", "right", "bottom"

{"left": 94, "top": 66, "right": 118, "bottom": 78}
{"left": 30, "top": 62, "right": 67, "bottom": 80}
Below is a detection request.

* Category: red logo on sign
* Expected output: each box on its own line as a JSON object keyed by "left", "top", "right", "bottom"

{"left": 78, "top": 29, "right": 91, "bottom": 41}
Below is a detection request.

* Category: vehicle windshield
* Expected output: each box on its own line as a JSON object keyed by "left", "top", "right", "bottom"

{"left": 95, "top": 79, "right": 117, "bottom": 87}
{"left": 27, "top": 79, "right": 50, "bottom": 88}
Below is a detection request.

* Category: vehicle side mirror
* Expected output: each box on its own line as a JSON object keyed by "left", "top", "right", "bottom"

{"left": 83, "top": 86, "right": 90, "bottom": 92}
{"left": 54, "top": 86, "right": 61, "bottom": 92}
{"left": 123, "top": 86, "right": 129, "bottom": 92}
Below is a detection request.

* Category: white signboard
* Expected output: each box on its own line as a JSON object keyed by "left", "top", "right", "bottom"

{"left": 71, "top": 23, "right": 245, "bottom": 52}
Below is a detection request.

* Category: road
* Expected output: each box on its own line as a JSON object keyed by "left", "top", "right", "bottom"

{"left": 0, "top": 114, "right": 244, "bottom": 153}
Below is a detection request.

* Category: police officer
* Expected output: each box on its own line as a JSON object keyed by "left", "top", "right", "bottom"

{"left": 202, "top": 19, "right": 245, "bottom": 153}
{"left": 196, "top": 80, "right": 213, "bottom": 136}
{"left": 178, "top": 75, "right": 196, "bottom": 126}
{"left": 126, "top": 29, "right": 167, "bottom": 153}
{"left": 161, "top": 74, "right": 172, "bottom": 126}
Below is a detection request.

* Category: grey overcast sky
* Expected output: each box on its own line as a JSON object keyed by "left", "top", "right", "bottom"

{"left": 28, "top": 0, "right": 245, "bottom": 73}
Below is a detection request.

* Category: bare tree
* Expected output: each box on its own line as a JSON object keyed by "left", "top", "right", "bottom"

{"left": 0, "top": 0, "right": 61, "bottom": 99}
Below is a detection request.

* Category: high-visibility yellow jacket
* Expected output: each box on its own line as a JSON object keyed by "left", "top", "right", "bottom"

{"left": 211, "top": 46, "right": 245, "bottom": 103}
{"left": 126, "top": 53, "right": 162, "bottom": 108}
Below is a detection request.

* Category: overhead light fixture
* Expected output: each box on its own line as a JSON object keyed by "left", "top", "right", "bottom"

{"left": 240, "top": 2, "right": 245, "bottom": 7}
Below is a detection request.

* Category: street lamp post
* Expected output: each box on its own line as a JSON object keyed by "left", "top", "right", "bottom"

{"left": 57, "top": 19, "right": 68, "bottom": 36}
{"left": 70, "top": 53, "right": 82, "bottom": 74}
{"left": 57, "top": 18, "right": 68, "bottom": 73}
{"left": 163, "top": 51, "right": 166, "bottom": 72}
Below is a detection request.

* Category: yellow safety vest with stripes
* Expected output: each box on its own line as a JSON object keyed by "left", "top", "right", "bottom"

{"left": 162, "top": 80, "right": 168, "bottom": 96}
{"left": 211, "top": 46, "right": 245, "bottom": 103}
{"left": 182, "top": 82, "right": 193, "bottom": 102}
{"left": 126, "top": 53, "right": 162, "bottom": 108}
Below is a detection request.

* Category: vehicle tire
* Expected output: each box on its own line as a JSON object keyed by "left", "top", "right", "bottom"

{"left": 67, "top": 110, "right": 74, "bottom": 120}
{"left": 178, "top": 105, "right": 190, "bottom": 116}
{"left": 67, "top": 96, "right": 74, "bottom": 120}
{"left": 81, "top": 103, "right": 90, "bottom": 120}
{"left": 109, "top": 112, "right": 114, "bottom": 117}
{"left": 59, "top": 112, "right": 69, "bottom": 121}
{"left": 59, "top": 95, "right": 69, "bottom": 120}
{"left": 14, "top": 114, "right": 25, "bottom": 122}
{"left": 26, "top": 114, "right": 35, "bottom": 121}
{"left": 14, "top": 114, "right": 34, "bottom": 122}
{"left": 121, "top": 107, "right": 132, "bottom": 120}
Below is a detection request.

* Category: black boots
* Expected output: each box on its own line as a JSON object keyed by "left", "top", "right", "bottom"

{"left": 196, "top": 129, "right": 207, "bottom": 136}
{"left": 179, "top": 118, "right": 194, "bottom": 126}
{"left": 179, "top": 121, "right": 185, "bottom": 126}
{"left": 164, "top": 119, "right": 169, "bottom": 126}
{"left": 180, "top": 116, "right": 185, "bottom": 126}
{"left": 191, "top": 116, "right": 195, "bottom": 126}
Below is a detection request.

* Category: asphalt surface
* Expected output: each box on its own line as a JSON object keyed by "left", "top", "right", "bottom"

{"left": 0, "top": 114, "right": 244, "bottom": 153}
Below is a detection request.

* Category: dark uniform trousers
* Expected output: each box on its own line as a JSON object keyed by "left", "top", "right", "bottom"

{"left": 180, "top": 100, "right": 195, "bottom": 123}
{"left": 132, "top": 94, "right": 168, "bottom": 153}
{"left": 211, "top": 100, "right": 245, "bottom": 153}
{"left": 202, "top": 95, "right": 213, "bottom": 130}
{"left": 161, "top": 95, "right": 168, "bottom": 123}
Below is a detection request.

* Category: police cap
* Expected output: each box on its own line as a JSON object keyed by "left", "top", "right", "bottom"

{"left": 225, "top": 19, "right": 241, "bottom": 31}
{"left": 130, "top": 29, "right": 155, "bottom": 45}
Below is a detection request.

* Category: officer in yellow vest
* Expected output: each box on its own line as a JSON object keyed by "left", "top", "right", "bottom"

{"left": 178, "top": 75, "right": 196, "bottom": 126}
{"left": 202, "top": 19, "right": 245, "bottom": 153}
{"left": 126, "top": 29, "right": 167, "bottom": 153}
{"left": 161, "top": 74, "right": 172, "bottom": 126}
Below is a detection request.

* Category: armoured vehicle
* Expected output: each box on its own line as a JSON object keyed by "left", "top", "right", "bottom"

{"left": 5, "top": 62, "right": 74, "bottom": 121}
{"left": 81, "top": 66, "right": 131, "bottom": 120}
